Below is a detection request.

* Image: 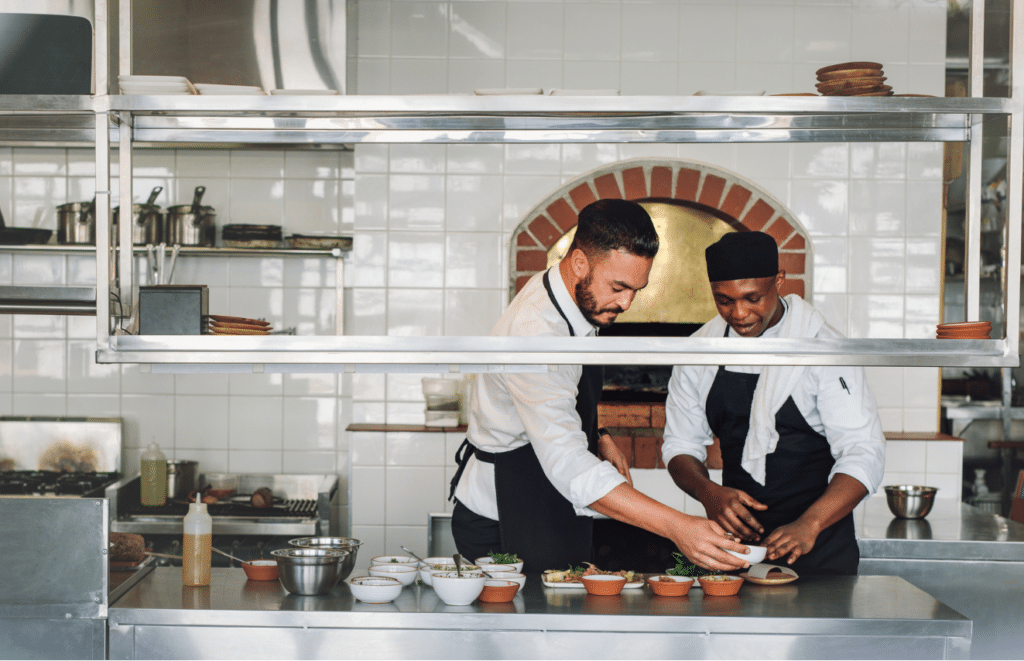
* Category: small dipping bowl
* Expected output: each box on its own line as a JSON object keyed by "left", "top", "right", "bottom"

{"left": 648, "top": 575, "right": 694, "bottom": 597}
{"left": 431, "top": 571, "right": 486, "bottom": 606}
{"left": 242, "top": 559, "right": 279, "bottom": 581}
{"left": 724, "top": 545, "right": 767, "bottom": 564}
{"left": 477, "top": 563, "right": 516, "bottom": 574}
{"left": 485, "top": 571, "right": 526, "bottom": 590}
{"left": 698, "top": 575, "right": 744, "bottom": 596}
{"left": 370, "top": 555, "right": 419, "bottom": 567}
{"left": 478, "top": 579, "right": 520, "bottom": 603}
{"left": 422, "top": 563, "right": 480, "bottom": 587}
{"left": 368, "top": 564, "right": 418, "bottom": 586}
{"left": 581, "top": 574, "right": 627, "bottom": 596}
{"left": 348, "top": 576, "right": 402, "bottom": 604}
{"left": 475, "top": 556, "right": 525, "bottom": 573}
{"left": 417, "top": 556, "right": 454, "bottom": 583}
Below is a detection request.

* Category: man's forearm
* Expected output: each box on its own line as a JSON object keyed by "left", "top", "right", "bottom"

{"left": 795, "top": 473, "right": 867, "bottom": 534}
{"left": 589, "top": 482, "right": 686, "bottom": 539}
{"left": 667, "top": 453, "right": 719, "bottom": 503}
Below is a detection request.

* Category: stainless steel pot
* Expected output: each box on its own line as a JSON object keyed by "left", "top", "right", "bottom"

{"left": 166, "top": 186, "right": 215, "bottom": 247}
{"left": 56, "top": 199, "right": 95, "bottom": 245}
{"left": 114, "top": 186, "right": 164, "bottom": 245}
{"left": 166, "top": 459, "right": 198, "bottom": 500}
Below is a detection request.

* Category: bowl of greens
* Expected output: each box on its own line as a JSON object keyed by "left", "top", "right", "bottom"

{"left": 476, "top": 552, "right": 523, "bottom": 573}
{"left": 665, "top": 552, "right": 718, "bottom": 588}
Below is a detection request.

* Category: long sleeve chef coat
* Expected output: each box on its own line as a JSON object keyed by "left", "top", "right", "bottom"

{"left": 661, "top": 305, "right": 886, "bottom": 496}
{"left": 453, "top": 265, "right": 627, "bottom": 521}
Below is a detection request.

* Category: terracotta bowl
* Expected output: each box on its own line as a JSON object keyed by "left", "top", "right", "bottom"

{"left": 478, "top": 579, "right": 520, "bottom": 603}
{"left": 242, "top": 560, "right": 279, "bottom": 581}
{"left": 648, "top": 575, "right": 694, "bottom": 597}
{"left": 698, "top": 575, "right": 744, "bottom": 596}
{"left": 581, "top": 574, "right": 627, "bottom": 596}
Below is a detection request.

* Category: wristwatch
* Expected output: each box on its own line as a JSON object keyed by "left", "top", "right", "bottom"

{"left": 598, "top": 427, "right": 611, "bottom": 438}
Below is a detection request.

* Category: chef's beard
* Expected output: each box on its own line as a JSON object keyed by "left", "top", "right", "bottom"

{"left": 575, "top": 273, "right": 624, "bottom": 328}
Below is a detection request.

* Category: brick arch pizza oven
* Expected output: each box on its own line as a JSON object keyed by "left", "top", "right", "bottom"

{"left": 510, "top": 158, "right": 811, "bottom": 301}
{"left": 509, "top": 158, "right": 812, "bottom": 471}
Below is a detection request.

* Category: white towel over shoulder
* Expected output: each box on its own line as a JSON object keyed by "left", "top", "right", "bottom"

{"left": 691, "top": 294, "right": 826, "bottom": 485}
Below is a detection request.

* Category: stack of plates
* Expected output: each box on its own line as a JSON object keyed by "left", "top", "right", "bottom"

{"left": 815, "top": 62, "right": 892, "bottom": 97}
{"left": 221, "top": 224, "right": 282, "bottom": 248}
{"left": 194, "top": 84, "right": 265, "bottom": 95}
{"left": 207, "top": 315, "right": 272, "bottom": 336}
{"left": 286, "top": 234, "right": 353, "bottom": 250}
{"left": 936, "top": 321, "right": 992, "bottom": 339}
{"left": 119, "top": 75, "right": 196, "bottom": 95}
{"left": 269, "top": 89, "right": 339, "bottom": 95}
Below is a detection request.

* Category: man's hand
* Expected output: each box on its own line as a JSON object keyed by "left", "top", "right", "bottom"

{"left": 700, "top": 483, "right": 768, "bottom": 542}
{"left": 763, "top": 518, "right": 820, "bottom": 565}
{"left": 597, "top": 432, "right": 632, "bottom": 487}
{"left": 668, "top": 514, "right": 751, "bottom": 572}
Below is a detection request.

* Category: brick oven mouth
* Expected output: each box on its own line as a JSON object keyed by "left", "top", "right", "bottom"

{"left": 600, "top": 321, "right": 703, "bottom": 402}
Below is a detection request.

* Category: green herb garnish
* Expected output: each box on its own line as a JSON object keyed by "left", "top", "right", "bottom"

{"left": 488, "top": 551, "right": 521, "bottom": 565}
{"left": 666, "top": 552, "right": 717, "bottom": 578}
{"left": 390, "top": 558, "right": 398, "bottom": 563}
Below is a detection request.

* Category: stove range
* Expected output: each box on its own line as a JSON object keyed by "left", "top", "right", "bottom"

{"left": 0, "top": 470, "right": 121, "bottom": 497}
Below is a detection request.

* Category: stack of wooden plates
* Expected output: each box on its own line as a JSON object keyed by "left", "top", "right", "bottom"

{"left": 207, "top": 315, "right": 273, "bottom": 336}
{"left": 815, "top": 62, "right": 892, "bottom": 97}
{"left": 936, "top": 321, "right": 992, "bottom": 339}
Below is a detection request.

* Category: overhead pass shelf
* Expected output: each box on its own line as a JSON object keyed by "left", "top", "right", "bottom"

{"left": 106, "top": 95, "right": 1010, "bottom": 145}
{"left": 98, "top": 336, "right": 1014, "bottom": 369}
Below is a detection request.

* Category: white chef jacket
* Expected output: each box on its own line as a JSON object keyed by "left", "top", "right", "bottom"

{"left": 454, "top": 265, "right": 627, "bottom": 521}
{"left": 661, "top": 302, "right": 885, "bottom": 496}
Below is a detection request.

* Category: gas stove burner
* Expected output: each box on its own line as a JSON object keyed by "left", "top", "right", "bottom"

{"left": 55, "top": 478, "right": 96, "bottom": 495}
{"left": 0, "top": 478, "right": 31, "bottom": 495}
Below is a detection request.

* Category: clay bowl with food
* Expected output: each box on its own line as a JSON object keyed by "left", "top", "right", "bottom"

{"left": 648, "top": 575, "right": 694, "bottom": 597}
{"left": 475, "top": 555, "right": 524, "bottom": 573}
{"left": 581, "top": 574, "right": 627, "bottom": 596}
{"left": 289, "top": 537, "right": 362, "bottom": 581}
{"left": 242, "top": 559, "right": 279, "bottom": 581}
{"left": 478, "top": 579, "right": 520, "bottom": 603}
{"left": 422, "top": 563, "right": 480, "bottom": 587}
{"left": 698, "top": 575, "right": 744, "bottom": 596}
{"left": 485, "top": 571, "right": 526, "bottom": 590}
{"left": 368, "top": 564, "right": 418, "bottom": 587}
{"left": 348, "top": 576, "right": 403, "bottom": 604}
{"left": 431, "top": 571, "right": 486, "bottom": 606}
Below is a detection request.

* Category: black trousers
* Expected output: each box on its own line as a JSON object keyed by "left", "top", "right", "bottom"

{"left": 451, "top": 500, "right": 501, "bottom": 561}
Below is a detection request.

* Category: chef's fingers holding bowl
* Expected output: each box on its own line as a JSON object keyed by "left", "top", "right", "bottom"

{"left": 679, "top": 518, "right": 751, "bottom": 571}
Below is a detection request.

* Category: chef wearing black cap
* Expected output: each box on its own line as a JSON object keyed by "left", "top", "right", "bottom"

{"left": 661, "top": 231, "right": 886, "bottom": 575}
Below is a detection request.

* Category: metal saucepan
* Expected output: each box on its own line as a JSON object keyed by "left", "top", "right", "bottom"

{"left": 166, "top": 186, "right": 216, "bottom": 247}
{"left": 56, "top": 196, "right": 96, "bottom": 245}
{"left": 166, "top": 459, "right": 198, "bottom": 500}
{"left": 114, "top": 186, "right": 165, "bottom": 245}
{"left": 0, "top": 203, "right": 52, "bottom": 245}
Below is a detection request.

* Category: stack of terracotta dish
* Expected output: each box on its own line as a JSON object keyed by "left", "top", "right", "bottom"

{"left": 207, "top": 315, "right": 272, "bottom": 336}
{"left": 936, "top": 321, "right": 992, "bottom": 339}
{"left": 815, "top": 62, "right": 892, "bottom": 97}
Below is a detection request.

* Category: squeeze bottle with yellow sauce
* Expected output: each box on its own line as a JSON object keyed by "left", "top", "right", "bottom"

{"left": 140, "top": 442, "right": 167, "bottom": 506}
{"left": 182, "top": 494, "right": 212, "bottom": 586}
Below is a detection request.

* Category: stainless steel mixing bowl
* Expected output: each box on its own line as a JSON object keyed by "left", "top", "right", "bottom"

{"left": 271, "top": 548, "right": 349, "bottom": 596}
{"left": 288, "top": 537, "right": 362, "bottom": 582}
{"left": 883, "top": 485, "right": 938, "bottom": 519}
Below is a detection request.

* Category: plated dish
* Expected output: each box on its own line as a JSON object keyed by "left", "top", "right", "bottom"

{"left": 542, "top": 563, "right": 644, "bottom": 589}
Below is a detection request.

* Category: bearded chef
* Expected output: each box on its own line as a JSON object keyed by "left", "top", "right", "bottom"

{"left": 661, "top": 231, "right": 886, "bottom": 575}
{"left": 448, "top": 199, "right": 749, "bottom": 573}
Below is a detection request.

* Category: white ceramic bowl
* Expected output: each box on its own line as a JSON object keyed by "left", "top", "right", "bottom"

{"left": 371, "top": 555, "right": 419, "bottom": 566}
{"left": 485, "top": 571, "right": 526, "bottom": 590}
{"left": 418, "top": 556, "right": 453, "bottom": 568}
{"left": 724, "top": 545, "right": 767, "bottom": 564}
{"left": 477, "top": 563, "right": 516, "bottom": 574}
{"left": 348, "top": 576, "right": 403, "bottom": 603}
{"left": 475, "top": 556, "right": 524, "bottom": 573}
{"left": 368, "top": 564, "right": 418, "bottom": 587}
{"left": 422, "top": 563, "right": 480, "bottom": 586}
{"left": 431, "top": 571, "right": 486, "bottom": 606}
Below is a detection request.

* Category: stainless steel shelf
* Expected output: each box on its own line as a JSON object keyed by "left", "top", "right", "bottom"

{"left": 0, "top": 244, "right": 347, "bottom": 257}
{"left": 0, "top": 95, "right": 96, "bottom": 114}
{"left": 96, "top": 336, "right": 1013, "bottom": 368}
{"left": 106, "top": 95, "right": 1009, "bottom": 145}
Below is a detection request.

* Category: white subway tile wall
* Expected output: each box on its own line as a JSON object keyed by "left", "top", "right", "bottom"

{"left": 1, "top": 1, "right": 955, "bottom": 554}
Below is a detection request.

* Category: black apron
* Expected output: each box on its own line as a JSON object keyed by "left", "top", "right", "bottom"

{"left": 449, "top": 271, "right": 603, "bottom": 572}
{"left": 705, "top": 362, "right": 859, "bottom": 575}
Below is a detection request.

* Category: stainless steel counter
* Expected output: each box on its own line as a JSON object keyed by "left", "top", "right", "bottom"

{"left": 858, "top": 500, "right": 1024, "bottom": 659}
{"left": 108, "top": 569, "right": 969, "bottom": 660}
{"left": 858, "top": 498, "right": 1024, "bottom": 560}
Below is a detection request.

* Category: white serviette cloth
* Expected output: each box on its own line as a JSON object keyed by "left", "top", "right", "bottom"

{"left": 692, "top": 294, "right": 826, "bottom": 485}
